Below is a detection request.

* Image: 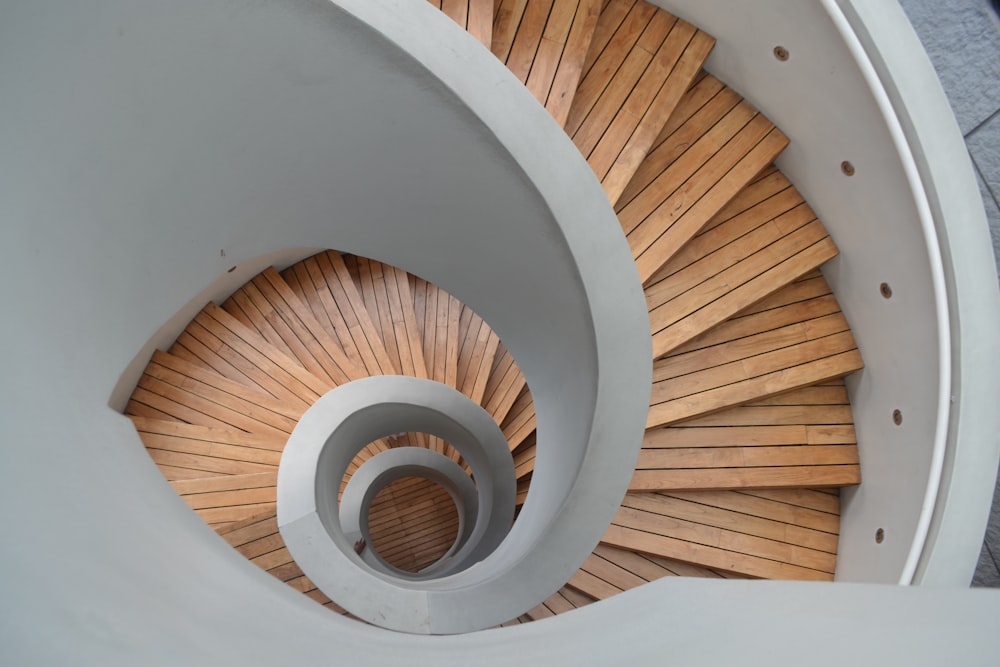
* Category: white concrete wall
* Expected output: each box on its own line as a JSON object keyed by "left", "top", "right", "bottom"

{"left": 2, "top": 0, "right": 1000, "bottom": 663}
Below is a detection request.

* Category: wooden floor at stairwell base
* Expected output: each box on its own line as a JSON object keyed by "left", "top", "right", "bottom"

{"left": 124, "top": 0, "right": 865, "bottom": 623}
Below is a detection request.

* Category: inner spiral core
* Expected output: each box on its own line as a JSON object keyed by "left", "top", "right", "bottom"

{"left": 367, "top": 476, "right": 460, "bottom": 573}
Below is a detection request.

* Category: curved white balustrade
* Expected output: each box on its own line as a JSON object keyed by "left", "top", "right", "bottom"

{"left": 339, "top": 447, "right": 479, "bottom": 578}
{"left": 280, "top": 377, "right": 528, "bottom": 632}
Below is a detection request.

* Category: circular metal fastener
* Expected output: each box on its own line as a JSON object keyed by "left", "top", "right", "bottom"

{"left": 773, "top": 45, "right": 789, "bottom": 61}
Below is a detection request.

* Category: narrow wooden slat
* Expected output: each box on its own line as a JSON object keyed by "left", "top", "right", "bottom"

{"left": 635, "top": 445, "right": 858, "bottom": 470}
{"left": 743, "top": 488, "right": 841, "bottom": 515}
{"left": 441, "top": 0, "right": 469, "bottom": 34}
{"left": 218, "top": 512, "right": 279, "bottom": 545}
{"left": 145, "top": 449, "right": 274, "bottom": 477}
{"left": 170, "top": 471, "right": 277, "bottom": 496}
{"left": 468, "top": 0, "right": 494, "bottom": 49}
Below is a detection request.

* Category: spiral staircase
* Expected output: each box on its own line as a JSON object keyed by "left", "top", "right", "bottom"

{"left": 4, "top": 0, "right": 1000, "bottom": 661}
{"left": 125, "top": 0, "right": 867, "bottom": 623}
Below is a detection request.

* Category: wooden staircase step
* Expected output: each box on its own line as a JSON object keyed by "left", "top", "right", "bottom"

{"left": 126, "top": 352, "right": 298, "bottom": 437}
{"left": 409, "top": 275, "right": 462, "bottom": 391}
{"left": 339, "top": 256, "right": 433, "bottom": 451}
{"left": 349, "top": 256, "right": 430, "bottom": 381}
{"left": 512, "top": 431, "right": 537, "bottom": 478}
{"left": 215, "top": 509, "right": 348, "bottom": 614}
{"left": 645, "top": 167, "right": 838, "bottom": 359}
{"left": 223, "top": 268, "right": 361, "bottom": 386}
{"left": 500, "top": 587, "right": 595, "bottom": 625}
{"left": 565, "top": 0, "right": 714, "bottom": 204}
{"left": 492, "top": 0, "right": 602, "bottom": 127}
{"left": 601, "top": 488, "right": 840, "bottom": 580}
{"left": 616, "top": 74, "right": 790, "bottom": 285}
{"left": 501, "top": 385, "right": 538, "bottom": 452}
{"left": 647, "top": 280, "right": 863, "bottom": 429}
{"left": 516, "top": 474, "right": 532, "bottom": 505}
{"left": 633, "top": 380, "right": 860, "bottom": 491}
{"left": 408, "top": 274, "right": 462, "bottom": 455}
{"left": 428, "top": 0, "right": 494, "bottom": 49}
{"left": 281, "top": 252, "right": 397, "bottom": 378}
{"left": 525, "top": 587, "right": 595, "bottom": 620}
{"left": 368, "top": 476, "right": 460, "bottom": 572}
{"left": 169, "top": 471, "right": 277, "bottom": 527}
{"left": 566, "top": 543, "right": 738, "bottom": 601}
{"left": 154, "top": 302, "right": 388, "bottom": 463}
{"left": 168, "top": 304, "right": 326, "bottom": 408}
{"left": 482, "top": 343, "right": 529, "bottom": 427}
{"left": 457, "top": 306, "right": 502, "bottom": 405}
{"left": 131, "top": 416, "right": 283, "bottom": 480}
